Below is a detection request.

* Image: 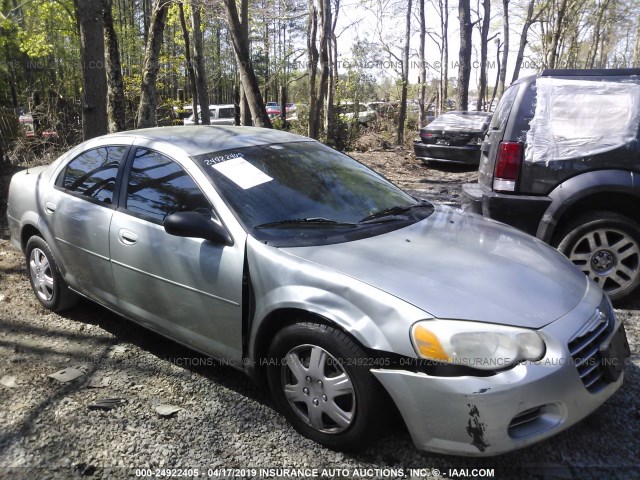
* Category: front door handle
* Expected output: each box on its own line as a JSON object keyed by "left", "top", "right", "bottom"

{"left": 118, "top": 229, "right": 138, "bottom": 245}
{"left": 45, "top": 202, "right": 57, "bottom": 214}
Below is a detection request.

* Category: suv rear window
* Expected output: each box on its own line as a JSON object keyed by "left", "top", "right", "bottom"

{"left": 490, "top": 84, "right": 520, "bottom": 131}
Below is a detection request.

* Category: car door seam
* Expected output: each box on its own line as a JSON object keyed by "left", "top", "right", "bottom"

{"left": 109, "top": 259, "right": 240, "bottom": 306}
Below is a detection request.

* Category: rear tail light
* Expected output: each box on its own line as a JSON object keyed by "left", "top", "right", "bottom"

{"left": 493, "top": 142, "right": 523, "bottom": 192}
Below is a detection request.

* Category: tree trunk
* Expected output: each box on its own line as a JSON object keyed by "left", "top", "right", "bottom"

{"left": 4, "top": 45, "right": 18, "bottom": 108}
{"left": 441, "top": 0, "right": 449, "bottom": 113}
{"left": 223, "top": 0, "right": 271, "bottom": 128}
{"left": 178, "top": 2, "right": 198, "bottom": 124}
{"left": 477, "top": 0, "right": 490, "bottom": 111}
{"left": 75, "top": 0, "right": 108, "bottom": 140}
{"left": 280, "top": 85, "right": 287, "bottom": 127}
{"left": 418, "top": 0, "right": 427, "bottom": 125}
{"left": 240, "top": 84, "right": 251, "bottom": 125}
{"left": 512, "top": 0, "right": 535, "bottom": 83}
{"left": 490, "top": 40, "right": 501, "bottom": 109}
{"left": 586, "top": 0, "right": 609, "bottom": 68}
{"left": 321, "top": 0, "right": 335, "bottom": 145}
{"left": 456, "top": 0, "right": 472, "bottom": 111}
{"left": 634, "top": 14, "right": 640, "bottom": 67}
{"left": 136, "top": 0, "right": 170, "bottom": 128}
{"left": 234, "top": 82, "right": 240, "bottom": 125}
{"left": 498, "top": 0, "right": 509, "bottom": 96}
{"left": 397, "top": 0, "right": 412, "bottom": 145}
{"left": 307, "top": 0, "right": 320, "bottom": 138}
{"left": 263, "top": 15, "right": 270, "bottom": 103}
{"left": 317, "top": 0, "right": 331, "bottom": 142}
{"left": 102, "top": 0, "right": 126, "bottom": 132}
{"left": 238, "top": 0, "right": 251, "bottom": 126}
{"left": 191, "top": 0, "right": 210, "bottom": 124}
{"left": 548, "top": 0, "right": 569, "bottom": 68}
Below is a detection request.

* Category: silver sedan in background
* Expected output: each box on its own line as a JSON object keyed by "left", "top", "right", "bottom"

{"left": 6, "top": 126, "right": 630, "bottom": 456}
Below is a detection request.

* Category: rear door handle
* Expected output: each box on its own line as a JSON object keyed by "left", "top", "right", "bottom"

{"left": 45, "top": 202, "right": 56, "bottom": 214}
{"left": 118, "top": 229, "right": 138, "bottom": 245}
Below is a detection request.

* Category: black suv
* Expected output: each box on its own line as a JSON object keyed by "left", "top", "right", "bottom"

{"left": 462, "top": 68, "right": 640, "bottom": 303}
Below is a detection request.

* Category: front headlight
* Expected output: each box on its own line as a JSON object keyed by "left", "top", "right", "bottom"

{"left": 411, "top": 319, "right": 546, "bottom": 370}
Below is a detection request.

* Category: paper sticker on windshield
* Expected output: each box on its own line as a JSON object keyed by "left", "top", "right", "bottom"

{"left": 213, "top": 157, "right": 272, "bottom": 189}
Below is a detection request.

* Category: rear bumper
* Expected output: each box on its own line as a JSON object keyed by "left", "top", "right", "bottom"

{"left": 461, "top": 182, "right": 552, "bottom": 237}
{"left": 414, "top": 142, "right": 481, "bottom": 165}
{"left": 372, "top": 292, "right": 626, "bottom": 456}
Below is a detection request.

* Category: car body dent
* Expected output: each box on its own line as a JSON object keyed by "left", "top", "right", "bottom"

{"left": 247, "top": 235, "right": 428, "bottom": 359}
{"left": 371, "top": 278, "right": 620, "bottom": 456}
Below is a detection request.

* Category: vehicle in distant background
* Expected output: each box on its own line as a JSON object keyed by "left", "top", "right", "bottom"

{"left": 414, "top": 111, "right": 492, "bottom": 165}
{"left": 19, "top": 113, "right": 58, "bottom": 140}
{"left": 183, "top": 105, "right": 235, "bottom": 125}
{"left": 337, "top": 103, "right": 376, "bottom": 125}
{"left": 265, "top": 102, "right": 280, "bottom": 115}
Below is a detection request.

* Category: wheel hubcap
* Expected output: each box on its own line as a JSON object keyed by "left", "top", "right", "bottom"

{"left": 281, "top": 344, "right": 355, "bottom": 434}
{"left": 590, "top": 250, "right": 614, "bottom": 273}
{"left": 568, "top": 227, "right": 640, "bottom": 297}
{"left": 29, "top": 248, "right": 54, "bottom": 302}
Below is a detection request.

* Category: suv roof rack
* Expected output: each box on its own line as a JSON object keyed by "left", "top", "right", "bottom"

{"left": 541, "top": 68, "right": 640, "bottom": 77}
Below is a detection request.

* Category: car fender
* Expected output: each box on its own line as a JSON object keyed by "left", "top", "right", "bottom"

{"left": 537, "top": 169, "right": 637, "bottom": 243}
{"left": 246, "top": 237, "right": 429, "bottom": 362}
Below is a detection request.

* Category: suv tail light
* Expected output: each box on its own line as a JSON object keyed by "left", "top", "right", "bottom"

{"left": 493, "top": 142, "right": 523, "bottom": 192}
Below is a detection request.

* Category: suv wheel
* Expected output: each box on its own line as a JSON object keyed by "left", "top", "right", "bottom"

{"left": 266, "top": 322, "right": 386, "bottom": 451}
{"left": 556, "top": 211, "right": 640, "bottom": 303}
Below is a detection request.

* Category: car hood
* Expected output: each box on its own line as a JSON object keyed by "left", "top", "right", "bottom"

{"left": 280, "top": 206, "right": 589, "bottom": 329}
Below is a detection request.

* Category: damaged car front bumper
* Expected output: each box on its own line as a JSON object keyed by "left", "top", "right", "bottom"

{"left": 372, "top": 299, "right": 629, "bottom": 456}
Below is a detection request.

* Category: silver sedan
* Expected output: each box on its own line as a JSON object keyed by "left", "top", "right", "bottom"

{"left": 6, "top": 126, "right": 630, "bottom": 456}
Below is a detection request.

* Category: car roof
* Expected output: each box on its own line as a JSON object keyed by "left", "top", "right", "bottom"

{"left": 109, "top": 126, "right": 313, "bottom": 156}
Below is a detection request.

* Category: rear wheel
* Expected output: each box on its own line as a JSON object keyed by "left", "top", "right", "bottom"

{"left": 556, "top": 211, "right": 640, "bottom": 303}
{"left": 266, "top": 322, "right": 386, "bottom": 451}
{"left": 25, "top": 236, "right": 78, "bottom": 312}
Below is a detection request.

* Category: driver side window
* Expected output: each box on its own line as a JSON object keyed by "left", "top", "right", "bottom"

{"left": 124, "top": 148, "right": 211, "bottom": 223}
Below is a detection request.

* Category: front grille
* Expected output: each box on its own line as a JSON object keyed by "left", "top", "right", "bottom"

{"left": 568, "top": 303, "right": 614, "bottom": 393}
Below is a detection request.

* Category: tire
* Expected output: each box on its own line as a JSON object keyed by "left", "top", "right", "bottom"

{"left": 266, "top": 322, "right": 387, "bottom": 451}
{"left": 556, "top": 211, "right": 640, "bottom": 303}
{"left": 25, "top": 236, "right": 78, "bottom": 312}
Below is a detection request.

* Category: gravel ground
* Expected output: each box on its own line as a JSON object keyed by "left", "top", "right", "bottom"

{"left": 0, "top": 150, "right": 639, "bottom": 480}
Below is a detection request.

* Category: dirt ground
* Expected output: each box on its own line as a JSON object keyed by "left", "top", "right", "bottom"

{"left": 1, "top": 149, "right": 639, "bottom": 479}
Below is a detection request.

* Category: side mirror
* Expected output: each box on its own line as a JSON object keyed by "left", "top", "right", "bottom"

{"left": 164, "top": 211, "right": 233, "bottom": 246}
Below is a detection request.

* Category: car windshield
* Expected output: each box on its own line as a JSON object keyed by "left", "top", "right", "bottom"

{"left": 193, "top": 141, "right": 433, "bottom": 246}
{"left": 427, "top": 113, "right": 490, "bottom": 131}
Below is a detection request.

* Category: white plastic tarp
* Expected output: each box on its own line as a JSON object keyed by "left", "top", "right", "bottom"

{"left": 525, "top": 77, "right": 640, "bottom": 163}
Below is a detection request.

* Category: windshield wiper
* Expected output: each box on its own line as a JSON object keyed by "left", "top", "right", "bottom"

{"left": 359, "top": 202, "right": 431, "bottom": 223}
{"left": 255, "top": 217, "right": 359, "bottom": 229}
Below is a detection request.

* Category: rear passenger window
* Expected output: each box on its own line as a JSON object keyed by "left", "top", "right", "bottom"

{"left": 61, "top": 146, "right": 126, "bottom": 204}
{"left": 125, "top": 148, "right": 210, "bottom": 222}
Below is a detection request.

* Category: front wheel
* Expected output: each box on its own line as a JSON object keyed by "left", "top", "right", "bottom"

{"left": 266, "top": 322, "right": 387, "bottom": 451}
{"left": 556, "top": 211, "right": 640, "bottom": 303}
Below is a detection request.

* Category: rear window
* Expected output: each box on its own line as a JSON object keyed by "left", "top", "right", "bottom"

{"left": 490, "top": 85, "right": 520, "bottom": 131}
{"left": 218, "top": 107, "right": 234, "bottom": 119}
{"left": 427, "top": 113, "right": 490, "bottom": 131}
